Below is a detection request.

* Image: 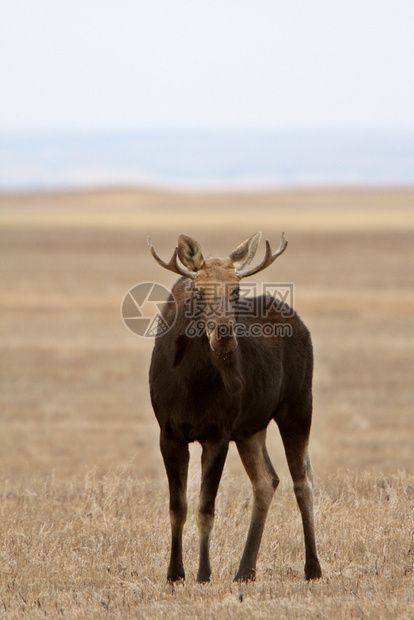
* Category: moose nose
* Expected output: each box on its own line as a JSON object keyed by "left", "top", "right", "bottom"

{"left": 207, "top": 320, "right": 238, "bottom": 357}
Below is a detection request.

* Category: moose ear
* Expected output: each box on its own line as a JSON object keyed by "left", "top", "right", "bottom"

{"left": 229, "top": 232, "right": 262, "bottom": 270}
{"left": 177, "top": 234, "right": 205, "bottom": 272}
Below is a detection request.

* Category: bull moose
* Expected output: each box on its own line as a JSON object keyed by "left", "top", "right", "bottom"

{"left": 148, "top": 232, "right": 322, "bottom": 583}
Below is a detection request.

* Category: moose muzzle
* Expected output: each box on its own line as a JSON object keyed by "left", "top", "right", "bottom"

{"left": 207, "top": 318, "right": 238, "bottom": 357}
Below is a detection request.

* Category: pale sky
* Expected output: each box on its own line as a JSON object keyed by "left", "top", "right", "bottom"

{"left": 1, "top": 0, "right": 414, "bottom": 132}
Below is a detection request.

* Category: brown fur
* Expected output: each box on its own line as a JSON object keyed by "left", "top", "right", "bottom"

{"left": 149, "top": 235, "right": 322, "bottom": 583}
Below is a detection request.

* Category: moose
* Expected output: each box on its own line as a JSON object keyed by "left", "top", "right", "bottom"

{"left": 148, "top": 232, "right": 322, "bottom": 583}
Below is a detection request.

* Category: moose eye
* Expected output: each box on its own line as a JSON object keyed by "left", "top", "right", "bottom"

{"left": 230, "top": 287, "right": 240, "bottom": 302}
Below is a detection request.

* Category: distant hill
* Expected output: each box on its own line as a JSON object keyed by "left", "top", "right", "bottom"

{"left": 1, "top": 129, "right": 413, "bottom": 190}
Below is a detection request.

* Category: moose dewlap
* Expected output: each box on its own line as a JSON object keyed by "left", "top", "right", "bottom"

{"left": 148, "top": 232, "right": 322, "bottom": 583}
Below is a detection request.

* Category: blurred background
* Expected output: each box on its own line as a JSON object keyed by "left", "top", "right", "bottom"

{"left": 0, "top": 1, "right": 413, "bottom": 481}
{"left": 1, "top": 1, "right": 414, "bottom": 190}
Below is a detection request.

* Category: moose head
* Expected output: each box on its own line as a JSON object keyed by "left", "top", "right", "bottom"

{"left": 148, "top": 232, "right": 287, "bottom": 357}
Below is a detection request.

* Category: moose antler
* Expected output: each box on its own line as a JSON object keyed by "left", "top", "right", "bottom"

{"left": 235, "top": 233, "right": 288, "bottom": 279}
{"left": 147, "top": 237, "right": 198, "bottom": 279}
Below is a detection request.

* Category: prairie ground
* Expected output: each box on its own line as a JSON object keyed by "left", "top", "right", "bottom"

{"left": 0, "top": 189, "right": 413, "bottom": 618}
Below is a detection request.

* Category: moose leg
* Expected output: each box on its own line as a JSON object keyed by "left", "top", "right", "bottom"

{"left": 197, "top": 440, "right": 229, "bottom": 583}
{"left": 160, "top": 434, "right": 189, "bottom": 582}
{"left": 234, "top": 429, "right": 279, "bottom": 582}
{"left": 279, "top": 426, "right": 322, "bottom": 580}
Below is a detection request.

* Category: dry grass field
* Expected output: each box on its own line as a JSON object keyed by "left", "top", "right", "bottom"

{"left": 0, "top": 189, "right": 413, "bottom": 618}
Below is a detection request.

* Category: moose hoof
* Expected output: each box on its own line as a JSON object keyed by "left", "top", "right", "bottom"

{"left": 196, "top": 571, "right": 211, "bottom": 584}
{"left": 233, "top": 568, "right": 256, "bottom": 582}
{"left": 167, "top": 568, "right": 185, "bottom": 583}
{"left": 305, "top": 561, "right": 322, "bottom": 581}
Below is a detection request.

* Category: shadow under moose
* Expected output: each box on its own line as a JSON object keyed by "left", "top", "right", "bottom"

{"left": 148, "top": 232, "right": 322, "bottom": 584}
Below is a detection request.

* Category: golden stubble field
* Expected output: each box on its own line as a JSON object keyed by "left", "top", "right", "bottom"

{"left": 0, "top": 189, "right": 413, "bottom": 618}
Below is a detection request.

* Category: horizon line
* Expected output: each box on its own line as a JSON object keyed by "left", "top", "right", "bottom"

{"left": 2, "top": 126, "right": 414, "bottom": 136}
